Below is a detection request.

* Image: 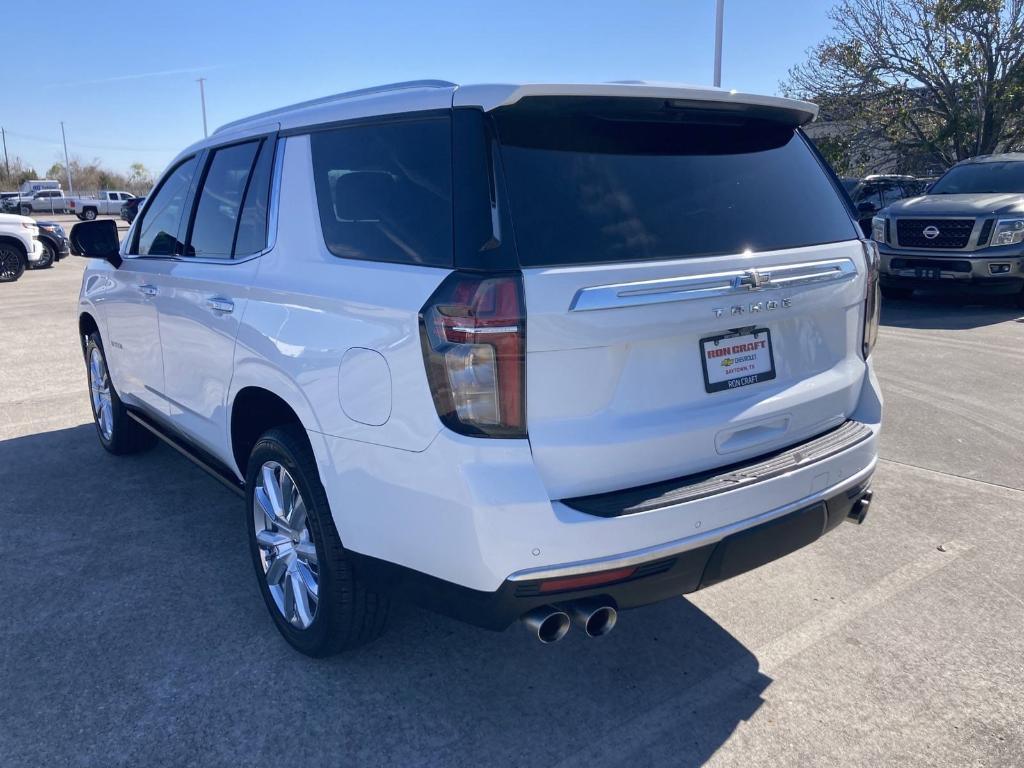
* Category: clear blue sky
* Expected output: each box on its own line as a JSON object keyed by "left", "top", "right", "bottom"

{"left": 3, "top": 0, "right": 834, "bottom": 179}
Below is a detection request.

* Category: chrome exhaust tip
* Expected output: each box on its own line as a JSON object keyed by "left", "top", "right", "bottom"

{"left": 522, "top": 606, "right": 571, "bottom": 644}
{"left": 846, "top": 489, "right": 872, "bottom": 525}
{"left": 566, "top": 598, "right": 618, "bottom": 638}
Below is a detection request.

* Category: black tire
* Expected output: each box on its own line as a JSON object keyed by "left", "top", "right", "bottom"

{"left": 246, "top": 426, "right": 389, "bottom": 656}
{"left": 0, "top": 243, "right": 26, "bottom": 282}
{"left": 83, "top": 208, "right": 97, "bottom": 221}
{"left": 33, "top": 240, "right": 55, "bottom": 269}
{"left": 83, "top": 332, "right": 156, "bottom": 455}
{"left": 19, "top": 205, "right": 31, "bottom": 216}
{"left": 880, "top": 284, "right": 914, "bottom": 300}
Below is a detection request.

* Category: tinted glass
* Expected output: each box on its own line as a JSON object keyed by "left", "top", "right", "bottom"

{"left": 879, "top": 183, "right": 904, "bottom": 207}
{"left": 310, "top": 117, "right": 452, "bottom": 266}
{"left": 929, "top": 161, "right": 1024, "bottom": 194}
{"left": 187, "top": 141, "right": 260, "bottom": 258}
{"left": 136, "top": 156, "right": 199, "bottom": 256}
{"left": 233, "top": 139, "right": 275, "bottom": 256}
{"left": 493, "top": 99, "right": 858, "bottom": 266}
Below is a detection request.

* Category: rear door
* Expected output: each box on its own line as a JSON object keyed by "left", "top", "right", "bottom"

{"left": 491, "top": 99, "right": 867, "bottom": 499}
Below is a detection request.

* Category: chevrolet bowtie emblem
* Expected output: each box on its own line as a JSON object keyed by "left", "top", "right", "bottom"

{"left": 734, "top": 269, "right": 771, "bottom": 290}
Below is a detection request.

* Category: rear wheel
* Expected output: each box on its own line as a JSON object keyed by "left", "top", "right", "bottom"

{"left": 246, "top": 426, "right": 389, "bottom": 656}
{"left": 83, "top": 208, "right": 97, "bottom": 221}
{"left": 0, "top": 244, "right": 26, "bottom": 282}
{"left": 880, "top": 284, "right": 914, "bottom": 300}
{"left": 84, "top": 333, "right": 155, "bottom": 454}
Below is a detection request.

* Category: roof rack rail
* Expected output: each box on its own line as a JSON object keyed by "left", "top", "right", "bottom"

{"left": 214, "top": 79, "right": 458, "bottom": 134}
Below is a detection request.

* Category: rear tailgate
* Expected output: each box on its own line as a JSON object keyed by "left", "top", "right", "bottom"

{"left": 523, "top": 241, "right": 866, "bottom": 498}
{"left": 490, "top": 95, "right": 867, "bottom": 499}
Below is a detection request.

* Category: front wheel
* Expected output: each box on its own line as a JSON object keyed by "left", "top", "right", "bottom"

{"left": 0, "top": 244, "right": 25, "bottom": 282}
{"left": 246, "top": 426, "right": 389, "bottom": 656}
{"left": 33, "top": 241, "right": 55, "bottom": 269}
{"left": 19, "top": 205, "right": 31, "bottom": 216}
{"left": 84, "top": 333, "right": 155, "bottom": 454}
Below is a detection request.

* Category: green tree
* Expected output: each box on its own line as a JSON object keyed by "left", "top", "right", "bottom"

{"left": 785, "top": 0, "right": 1024, "bottom": 170}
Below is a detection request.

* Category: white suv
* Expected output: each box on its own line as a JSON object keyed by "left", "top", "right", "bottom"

{"left": 0, "top": 212, "right": 45, "bottom": 282}
{"left": 71, "top": 80, "right": 882, "bottom": 655}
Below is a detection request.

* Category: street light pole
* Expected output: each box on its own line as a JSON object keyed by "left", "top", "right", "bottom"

{"left": 60, "top": 121, "right": 74, "bottom": 196}
{"left": 197, "top": 78, "right": 208, "bottom": 138}
{"left": 1, "top": 127, "right": 9, "bottom": 179}
{"left": 713, "top": 0, "right": 725, "bottom": 87}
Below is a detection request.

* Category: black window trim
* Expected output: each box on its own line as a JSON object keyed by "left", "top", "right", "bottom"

{"left": 182, "top": 136, "right": 265, "bottom": 261}
{"left": 127, "top": 130, "right": 279, "bottom": 264}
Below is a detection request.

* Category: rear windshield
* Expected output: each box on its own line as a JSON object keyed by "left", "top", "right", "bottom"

{"left": 928, "top": 161, "right": 1024, "bottom": 195}
{"left": 493, "top": 99, "right": 858, "bottom": 267}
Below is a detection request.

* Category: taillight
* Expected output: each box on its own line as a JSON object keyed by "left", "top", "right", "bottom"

{"left": 419, "top": 271, "right": 526, "bottom": 438}
{"left": 862, "top": 240, "right": 880, "bottom": 359}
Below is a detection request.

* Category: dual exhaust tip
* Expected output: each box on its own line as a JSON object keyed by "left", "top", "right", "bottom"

{"left": 522, "top": 599, "right": 618, "bottom": 643}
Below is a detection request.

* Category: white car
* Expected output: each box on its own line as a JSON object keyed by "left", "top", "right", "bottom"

{"left": 0, "top": 213, "right": 45, "bottom": 282}
{"left": 68, "top": 190, "right": 136, "bottom": 220}
{"left": 71, "top": 80, "right": 882, "bottom": 655}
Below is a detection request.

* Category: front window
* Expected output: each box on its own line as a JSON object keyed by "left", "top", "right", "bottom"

{"left": 929, "top": 161, "right": 1024, "bottom": 194}
{"left": 492, "top": 97, "right": 858, "bottom": 267}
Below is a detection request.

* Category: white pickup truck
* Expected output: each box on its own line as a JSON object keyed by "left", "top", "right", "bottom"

{"left": 9, "top": 189, "right": 70, "bottom": 215}
{"left": 68, "top": 191, "right": 136, "bottom": 221}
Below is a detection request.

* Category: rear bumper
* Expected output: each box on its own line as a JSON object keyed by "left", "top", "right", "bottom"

{"left": 350, "top": 470, "right": 874, "bottom": 630}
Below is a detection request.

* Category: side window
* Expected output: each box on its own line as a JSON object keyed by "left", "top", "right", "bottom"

{"left": 310, "top": 116, "right": 452, "bottom": 266}
{"left": 135, "top": 156, "right": 200, "bottom": 256}
{"left": 233, "top": 139, "right": 276, "bottom": 256}
{"left": 185, "top": 141, "right": 260, "bottom": 258}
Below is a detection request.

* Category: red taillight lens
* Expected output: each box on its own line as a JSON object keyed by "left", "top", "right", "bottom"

{"left": 862, "top": 240, "right": 880, "bottom": 359}
{"left": 419, "top": 271, "right": 526, "bottom": 438}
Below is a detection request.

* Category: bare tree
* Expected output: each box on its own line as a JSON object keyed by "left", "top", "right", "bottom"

{"left": 785, "top": 0, "right": 1024, "bottom": 173}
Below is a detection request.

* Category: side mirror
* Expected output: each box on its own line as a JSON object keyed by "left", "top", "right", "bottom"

{"left": 70, "top": 219, "right": 122, "bottom": 268}
{"left": 857, "top": 201, "right": 876, "bottom": 214}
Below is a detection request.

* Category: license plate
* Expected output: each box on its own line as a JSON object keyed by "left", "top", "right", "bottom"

{"left": 700, "top": 328, "right": 776, "bottom": 393}
{"left": 915, "top": 268, "right": 941, "bottom": 279}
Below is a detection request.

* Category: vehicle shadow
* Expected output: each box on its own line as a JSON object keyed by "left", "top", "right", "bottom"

{"left": 880, "top": 292, "right": 1023, "bottom": 330}
{"left": 0, "top": 424, "right": 769, "bottom": 768}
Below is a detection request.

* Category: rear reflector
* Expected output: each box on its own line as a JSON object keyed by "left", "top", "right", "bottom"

{"left": 538, "top": 566, "right": 637, "bottom": 594}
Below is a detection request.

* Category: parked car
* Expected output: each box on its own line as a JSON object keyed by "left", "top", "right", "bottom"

{"left": 10, "top": 188, "right": 69, "bottom": 215}
{"left": 120, "top": 196, "right": 145, "bottom": 224}
{"left": 847, "top": 174, "right": 927, "bottom": 236}
{"left": 68, "top": 190, "right": 135, "bottom": 220}
{"left": 71, "top": 80, "right": 881, "bottom": 655}
{"left": 0, "top": 192, "right": 21, "bottom": 210}
{"left": 34, "top": 220, "right": 70, "bottom": 268}
{"left": 872, "top": 153, "right": 1024, "bottom": 304}
{"left": 0, "top": 212, "right": 45, "bottom": 282}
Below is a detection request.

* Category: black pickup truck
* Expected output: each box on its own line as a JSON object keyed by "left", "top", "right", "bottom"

{"left": 871, "top": 153, "right": 1024, "bottom": 305}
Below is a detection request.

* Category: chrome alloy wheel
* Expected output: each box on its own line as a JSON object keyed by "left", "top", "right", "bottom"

{"left": 88, "top": 346, "right": 114, "bottom": 441}
{"left": 253, "top": 461, "right": 320, "bottom": 629}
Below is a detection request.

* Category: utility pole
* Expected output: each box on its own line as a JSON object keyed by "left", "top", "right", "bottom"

{"left": 197, "top": 78, "right": 208, "bottom": 138}
{"left": 60, "top": 121, "right": 74, "bottom": 195}
{"left": 1, "top": 127, "right": 9, "bottom": 180}
{"left": 713, "top": 0, "right": 725, "bottom": 87}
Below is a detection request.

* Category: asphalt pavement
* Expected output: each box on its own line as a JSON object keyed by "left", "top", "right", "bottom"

{"left": 1, "top": 258, "right": 1022, "bottom": 767}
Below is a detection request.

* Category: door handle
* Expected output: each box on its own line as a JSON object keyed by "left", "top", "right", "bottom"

{"left": 206, "top": 297, "right": 234, "bottom": 314}
{"left": 137, "top": 284, "right": 158, "bottom": 297}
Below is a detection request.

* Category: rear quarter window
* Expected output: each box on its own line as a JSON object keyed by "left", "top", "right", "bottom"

{"left": 493, "top": 98, "right": 859, "bottom": 267}
{"left": 309, "top": 116, "right": 453, "bottom": 267}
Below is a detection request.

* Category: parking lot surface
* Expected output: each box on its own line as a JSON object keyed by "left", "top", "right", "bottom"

{"left": 1, "top": 259, "right": 1022, "bottom": 767}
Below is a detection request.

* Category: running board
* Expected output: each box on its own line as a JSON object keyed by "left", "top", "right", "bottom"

{"left": 127, "top": 410, "right": 245, "bottom": 498}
